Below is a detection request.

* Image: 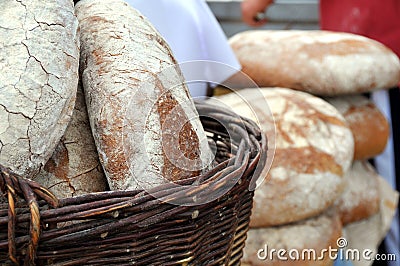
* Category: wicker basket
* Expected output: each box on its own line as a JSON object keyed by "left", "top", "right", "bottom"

{"left": 0, "top": 101, "right": 267, "bottom": 266}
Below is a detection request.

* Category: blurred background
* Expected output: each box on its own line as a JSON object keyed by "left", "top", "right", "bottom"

{"left": 207, "top": 0, "right": 319, "bottom": 37}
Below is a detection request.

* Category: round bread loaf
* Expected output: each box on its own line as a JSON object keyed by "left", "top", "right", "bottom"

{"left": 336, "top": 161, "right": 380, "bottom": 225}
{"left": 0, "top": 0, "right": 79, "bottom": 177}
{"left": 229, "top": 30, "right": 400, "bottom": 96}
{"left": 242, "top": 209, "right": 342, "bottom": 266}
{"left": 342, "top": 175, "right": 398, "bottom": 264}
{"left": 215, "top": 88, "right": 354, "bottom": 226}
{"left": 325, "top": 95, "right": 389, "bottom": 160}
{"left": 34, "top": 84, "right": 108, "bottom": 199}
{"left": 76, "top": 0, "right": 213, "bottom": 190}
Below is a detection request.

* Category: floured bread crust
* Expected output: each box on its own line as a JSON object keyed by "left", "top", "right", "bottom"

{"left": 0, "top": 0, "right": 79, "bottom": 177}
{"left": 76, "top": 0, "right": 213, "bottom": 190}
{"left": 326, "top": 95, "right": 389, "bottom": 160}
{"left": 242, "top": 209, "right": 342, "bottom": 266}
{"left": 335, "top": 161, "right": 380, "bottom": 225}
{"left": 215, "top": 88, "right": 354, "bottom": 226}
{"left": 229, "top": 30, "right": 400, "bottom": 95}
{"left": 34, "top": 84, "right": 108, "bottom": 199}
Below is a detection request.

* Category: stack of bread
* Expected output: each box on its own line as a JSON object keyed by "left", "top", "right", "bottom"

{"left": 212, "top": 30, "right": 400, "bottom": 265}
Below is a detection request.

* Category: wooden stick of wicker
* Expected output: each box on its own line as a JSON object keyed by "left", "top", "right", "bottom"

{"left": 0, "top": 101, "right": 267, "bottom": 266}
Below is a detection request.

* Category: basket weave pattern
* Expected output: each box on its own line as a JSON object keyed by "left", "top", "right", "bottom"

{"left": 0, "top": 102, "right": 267, "bottom": 266}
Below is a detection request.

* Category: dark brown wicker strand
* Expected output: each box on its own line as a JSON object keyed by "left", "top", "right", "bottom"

{"left": 0, "top": 101, "right": 267, "bottom": 265}
{"left": 7, "top": 188, "right": 17, "bottom": 265}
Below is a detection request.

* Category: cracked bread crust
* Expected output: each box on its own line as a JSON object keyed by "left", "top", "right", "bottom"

{"left": 34, "top": 84, "right": 108, "bottom": 199}
{"left": 216, "top": 88, "right": 354, "bottom": 227}
{"left": 0, "top": 0, "right": 79, "bottom": 177}
{"left": 76, "top": 0, "right": 213, "bottom": 190}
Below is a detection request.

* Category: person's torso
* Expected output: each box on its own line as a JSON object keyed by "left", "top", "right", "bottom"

{"left": 320, "top": 0, "right": 400, "bottom": 57}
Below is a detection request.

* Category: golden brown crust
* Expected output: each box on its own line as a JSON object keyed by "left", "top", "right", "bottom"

{"left": 215, "top": 88, "right": 353, "bottom": 227}
{"left": 230, "top": 30, "right": 400, "bottom": 96}
{"left": 272, "top": 147, "right": 343, "bottom": 177}
{"left": 326, "top": 95, "right": 389, "bottom": 160}
{"left": 218, "top": 88, "right": 354, "bottom": 228}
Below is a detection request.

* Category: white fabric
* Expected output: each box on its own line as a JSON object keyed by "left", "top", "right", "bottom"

{"left": 125, "top": 0, "right": 241, "bottom": 98}
{"left": 372, "top": 90, "right": 400, "bottom": 266}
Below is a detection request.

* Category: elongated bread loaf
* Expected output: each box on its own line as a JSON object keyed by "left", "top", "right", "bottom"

{"left": 229, "top": 30, "right": 400, "bottom": 95}
{"left": 0, "top": 0, "right": 79, "bottom": 177}
{"left": 326, "top": 95, "right": 389, "bottom": 160}
{"left": 76, "top": 0, "right": 213, "bottom": 190}
{"left": 35, "top": 84, "right": 108, "bottom": 199}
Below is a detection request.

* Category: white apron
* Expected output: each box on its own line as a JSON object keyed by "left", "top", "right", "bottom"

{"left": 125, "top": 0, "right": 241, "bottom": 97}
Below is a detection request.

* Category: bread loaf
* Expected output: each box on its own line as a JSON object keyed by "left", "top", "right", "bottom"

{"left": 76, "top": 0, "right": 213, "bottom": 190}
{"left": 229, "top": 30, "right": 400, "bottom": 96}
{"left": 336, "top": 161, "right": 380, "bottom": 225}
{"left": 342, "top": 175, "right": 399, "bottom": 265}
{"left": 325, "top": 95, "right": 389, "bottom": 160}
{"left": 342, "top": 213, "right": 382, "bottom": 266}
{"left": 215, "top": 88, "right": 354, "bottom": 226}
{"left": 242, "top": 209, "right": 342, "bottom": 266}
{"left": 34, "top": 84, "right": 108, "bottom": 199}
{"left": 0, "top": 0, "right": 79, "bottom": 177}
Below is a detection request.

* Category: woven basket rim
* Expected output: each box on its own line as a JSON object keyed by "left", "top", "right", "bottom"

{"left": 0, "top": 100, "right": 268, "bottom": 266}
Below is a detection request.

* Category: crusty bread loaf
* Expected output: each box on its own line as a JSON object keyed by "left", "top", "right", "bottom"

{"left": 342, "top": 175, "right": 399, "bottom": 266}
{"left": 229, "top": 30, "right": 400, "bottom": 96}
{"left": 336, "top": 161, "right": 380, "bottom": 225}
{"left": 0, "top": 0, "right": 79, "bottom": 177}
{"left": 76, "top": 0, "right": 213, "bottom": 190}
{"left": 325, "top": 95, "right": 389, "bottom": 160}
{"left": 34, "top": 84, "right": 108, "bottom": 199}
{"left": 214, "top": 88, "right": 354, "bottom": 226}
{"left": 342, "top": 213, "right": 382, "bottom": 266}
{"left": 242, "top": 209, "right": 342, "bottom": 266}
